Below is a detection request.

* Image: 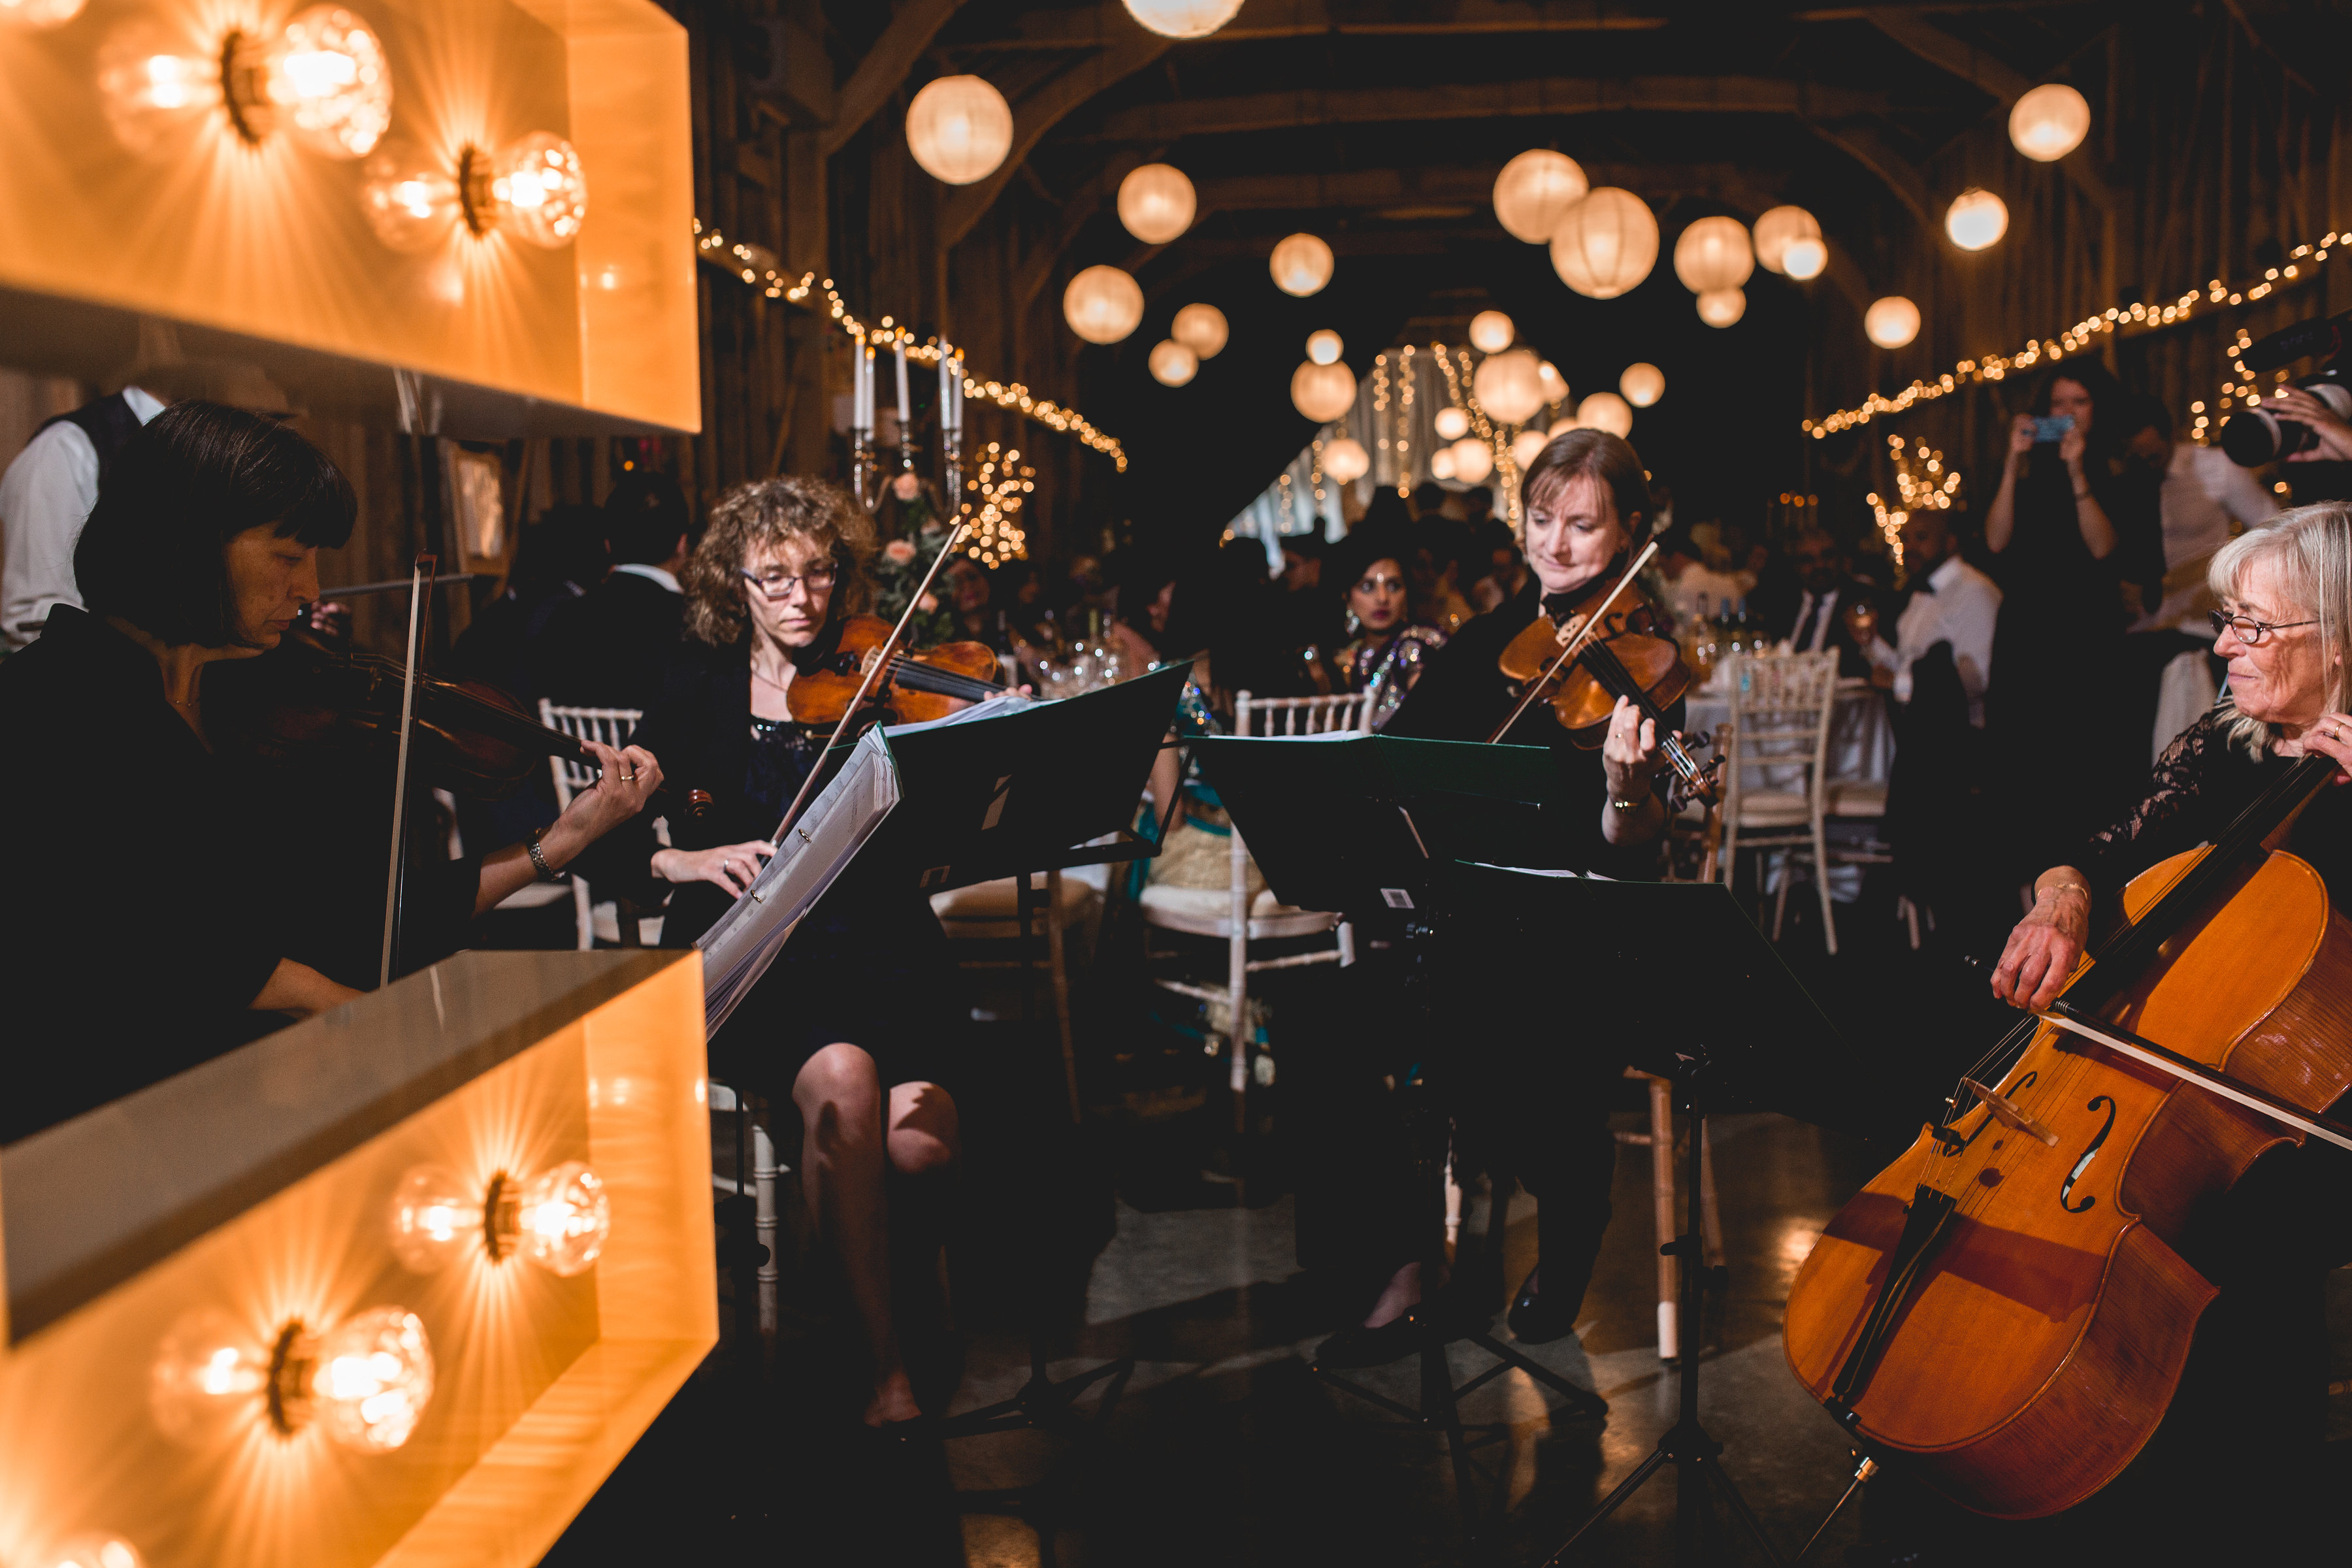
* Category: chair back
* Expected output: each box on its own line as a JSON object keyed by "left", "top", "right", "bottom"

{"left": 539, "top": 701, "right": 644, "bottom": 809}
{"left": 1720, "top": 651, "right": 1838, "bottom": 827}
{"left": 1232, "top": 689, "right": 1369, "bottom": 738}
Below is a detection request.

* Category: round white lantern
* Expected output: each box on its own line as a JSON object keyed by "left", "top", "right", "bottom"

{"left": 1270, "top": 232, "right": 1334, "bottom": 297}
{"left": 1429, "top": 446, "right": 1458, "bottom": 482}
{"left": 1751, "top": 205, "right": 1822, "bottom": 274}
{"left": 1549, "top": 188, "right": 1658, "bottom": 299}
{"left": 1619, "top": 362, "right": 1665, "bottom": 408}
{"left": 1573, "top": 391, "right": 1634, "bottom": 438}
{"left": 1450, "top": 437, "right": 1495, "bottom": 485}
{"left": 1473, "top": 349, "right": 1548, "bottom": 425}
{"left": 1945, "top": 188, "right": 2009, "bottom": 252}
{"left": 1306, "top": 329, "right": 1344, "bottom": 365}
{"left": 1781, "top": 237, "right": 1828, "bottom": 280}
{"left": 905, "top": 75, "right": 1013, "bottom": 186}
{"left": 1468, "top": 310, "right": 1514, "bottom": 353}
{"left": 1290, "top": 359, "right": 1358, "bottom": 422}
{"left": 1865, "top": 295, "right": 1921, "bottom": 350}
{"left": 1323, "top": 437, "right": 1370, "bottom": 485}
{"left": 2009, "top": 82, "right": 2090, "bottom": 163}
{"left": 1433, "top": 406, "right": 1471, "bottom": 442}
{"left": 1510, "top": 427, "right": 1550, "bottom": 469}
{"left": 1063, "top": 265, "right": 1144, "bottom": 344}
{"left": 1696, "top": 287, "right": 1746, "bottom": 328}
{"left": 1120, "top": 0, "right": 1243, "bottom": 38}
{"left": 1673, "top": 215, "right": 1755, "bottom": 293}
{"left": 1493, "top": 149, "right": 1589, "bottom": 244}
{"left": 1148, "top": 339, "right": 1198, "bottom": 386}
{"left": 1538, "top": 361, "right": 1569, "bottom": 406}
{"left": 1117, "top": 163, "right": 1196, "bottom": 244}
{"left": 1172, "top": 302, "right": 1228, "bottom": 359}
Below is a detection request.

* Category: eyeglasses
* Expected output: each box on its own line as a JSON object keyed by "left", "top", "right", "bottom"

{"left": 2210, "top": 609, "right": 2318, "bottom": 645}
{"left": 740, "top": 564, "right": 837, "bottom": 598}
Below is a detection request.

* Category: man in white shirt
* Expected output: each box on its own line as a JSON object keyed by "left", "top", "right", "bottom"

{"left": 1863, "top": 510, "right": 2002, "bottom": 727}
{"left": 0, "top": 385, "right": 167, "bottom": 649}
{"left": 2122, "top": 402, "right": 2278, "bottom": 634}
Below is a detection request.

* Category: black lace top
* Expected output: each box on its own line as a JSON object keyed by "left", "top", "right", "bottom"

{"left": 2081, "top": 708, "right": 2352, "bottom": 905}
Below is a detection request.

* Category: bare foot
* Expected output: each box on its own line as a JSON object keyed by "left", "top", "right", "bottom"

{"left": 862, "top": 1367, "right": 923, "bottom": 1428}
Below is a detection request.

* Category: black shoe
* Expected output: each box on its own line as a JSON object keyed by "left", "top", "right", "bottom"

{"left": 1507, "top": 1265, "right": 1580, "bottom": 1345}
{"left": 1314, "top": 1303, "right": 1450, "bottom": 1369}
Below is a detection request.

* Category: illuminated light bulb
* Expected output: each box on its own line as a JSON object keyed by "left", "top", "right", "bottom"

{"left": 294, "top": 1307, "right": 436, "bottom": 1452}
{"left": 1306, "top": 329, "right": 1344, "bottom": 365}
{"left": 1467, "top": 310, "right": 1515, "bottom": 353}
{"left": 1549, "top": 188, "right": 1657, "bottom": 299}
{"left": 1121, "top": 0, "right": 1243, "bottom": 37}
{"left": 1117, "top": 162, "right": 1196, "bottom": 244}
{"left": 1865, "top": 295, "right": 1921, "bottom": 349}
{"left": 1290, "top": 360, "right": 1357, "bottom": 422}
{"left": 389, "top": 1164, "right": 480, "bottom": 1271}
{"left": 1171, "top": 302, "right": 1228, "bottom": 359}
{"left": 265, "top": 6, "right": 391, "bottom": 158}
{"left": 1620, "top": 362, "right": 1666, "bottom": 408}
{"left": 1780, "top": 236, "right": 1828, "bottom": 280}
{"left": 96, "top": 24, "right": 216, "bottom": 154}
{"left": 1429, "top": 446, "right": 1458, "bottom": 482}
{"left": 361, "top": 142, "right": 461, "bottom": 252}
{"left": 512, "top": 1160, "right": 613, "bottom": 1277}
{"left": 0, "top": 0, "right": 86, "bottom": 28}
{"left": 1696, "top": 287, "right": 1746, "bottom": 328}
{"left": 1511, "top": 427, "right": 1550, "bottom": 468}
{"left": 1450, "top": 437, "right": 1495, "bottom": 485}
{"left": 906, "top": 74, "right": 1013, "bottom": 185}
{"left": 1433, "top": 406, "right": 1471, "bottom": 442}
{"left": 1751, "top": 204, "right": 1821, "bottom": 275}
{"left": 46, "top": 1536, "right": 144, "bottom": 1568}
{"left": 1270, "top": 233, "right": 1335, "bottom": 297}
{"left": 1537, "top": 361, "right": 1569, "bottom": 406}
{"left": 2008, "top": 82, "right": 2090, "bottom": 162}
{"left": 150, "top": 1309, "right": 273, "bottom": 1443}
{"left": 482, "top": 132, "right": 589, "bottom": 247}
{"left": 1064, "top": 265, "right": 1144, "bottom": 344}
{"left": 1944, "top": 188, "right": 2008, "bottom": 252}
{"left": 1322, "top": 436, "right": 1370, "bottom": 484}
{"left": 391, "top": 1160, "right": 611, "bottom": 1275}
{"left": 1473, "top": 349, "right": 1548, "bottom": 425}
{"left": 1493, "top": 149, "right": 1588, "bottom": 244}
{"left": 1149, "top": 340, "right": 1198, "bottom": 386}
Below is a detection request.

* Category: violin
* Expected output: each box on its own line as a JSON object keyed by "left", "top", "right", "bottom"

{"left": 1491, "top": 545, "right": 1717, "bottom": 806}
{"left": 785, "top": 613, "right": 1005, "bottom": 726}
{"left": 1782, "top": 753, "right": 2352, "bottom": 1517}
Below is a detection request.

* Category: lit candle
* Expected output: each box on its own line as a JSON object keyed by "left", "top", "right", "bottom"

{"left": 854, "top": 341, "right": 872, "bottom": 434}
{"left": 939, "top": 344, "right": 955, "bottom": 436}
{"left": 894, "top": 340, "right": 911, "bottom": 433}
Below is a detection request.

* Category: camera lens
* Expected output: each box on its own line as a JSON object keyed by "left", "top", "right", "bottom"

{"left": 2220, "top": 408, "right": 2289, "bottom": 466}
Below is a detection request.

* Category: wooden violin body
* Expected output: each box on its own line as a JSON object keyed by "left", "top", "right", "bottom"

{"left": 785, "top": 613, "right": 1005, "bottom": 725}
{"left": 1784, "top": 835, "right": 2352, "bottom": 1517}
{"left": 1497, "top": 583, "right": 1691, "bottom": 748}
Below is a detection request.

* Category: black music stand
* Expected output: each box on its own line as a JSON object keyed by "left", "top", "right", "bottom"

{"left": 1192, "top": 735, "right": 1609, "bottom": 1548}
{"left": 862, "top": 664, "right": 1192, "bottom": 1543}
{"left": 1431, "top": 862, "right": 1876, "bottom": 1568}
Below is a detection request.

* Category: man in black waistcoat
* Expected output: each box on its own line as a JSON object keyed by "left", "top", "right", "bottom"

{"left": 0, "top": 385, "right": 168, "bottom": 649}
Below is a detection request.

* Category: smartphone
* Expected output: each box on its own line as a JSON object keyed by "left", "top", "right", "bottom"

{"left": 2029, "top": 414, "right": 2076, "bottom": 444}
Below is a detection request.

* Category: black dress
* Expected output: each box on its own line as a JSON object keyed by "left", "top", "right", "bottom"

{"left": 0, "top": 608, "right": 291, "bottom": 1143}
{"left": 588, "top": 631, "right": 959, "bottom": 1099}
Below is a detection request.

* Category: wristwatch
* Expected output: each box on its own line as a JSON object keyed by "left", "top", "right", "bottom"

{"left": 527, "top": 827, "right": 570, "bottom": 883}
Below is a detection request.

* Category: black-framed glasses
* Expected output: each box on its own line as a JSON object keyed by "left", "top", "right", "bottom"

{"left": 741, "top": 564, "right": 837, "bottom": 598}
{"left": 2210, "top": 609, "right": 2318, "bottom": 645}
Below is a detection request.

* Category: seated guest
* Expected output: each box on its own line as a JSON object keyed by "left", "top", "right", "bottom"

{"left": 587, "top": 477, "right": 960, "bottom": 1431}
{"left": 1764, "top": 524, "right": 1883, "bottom": 678}
{"left": 0, "top": 401, "right": 360, "bottom": 1140}
{"left": 1654, "top": 525, "right": 1752, "bottom": 630}
{"left": 1862, "top": 510, "right": 2002, "bottom": 723}
{"left": 1327, "top": 521, "right": 1445, "bottom": 731}
{"left": 534, "top": 471, "right": 693, "bottom": 712}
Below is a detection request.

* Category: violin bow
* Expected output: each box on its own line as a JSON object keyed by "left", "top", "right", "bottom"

{"left": 378, "top": 553, "right": 433, "bottom": 988}
{"left": 769, "top": 515, "right": 975, "bottom": 845}
{"left": 1486, "top": 540, "right": 1660, "bottom": 745}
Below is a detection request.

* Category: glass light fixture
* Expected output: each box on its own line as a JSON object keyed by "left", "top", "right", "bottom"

{"left": 512, "top": 1161, "right": 613, "bottom": 1277}
{"left": 1148, "top": 340, "right": 1198, "bottom": 386}
{"left": 1433, "top": 405, "right": 1471, "bottom": 442}
{"left": 99, "top": 7, "right": 389, "bottom": 156}
{"left": 360, "top": 133, "right": 587, "bottom": 252}
{"left": 1944, "top": 188, "right": 2008, "bottom": 252}
{"left": 46, "top": 1537, "right": 144, "bottom": 1568}
{"left": 391, "top": 1160, "right": 612, "bottom": 1275}
{"left": 1171, "top": 302, "right": 1228, "bottom": 359}
{"left": 1467, "top": 310, "right": 1514, "bottom": 353}
{"left": 1269, "top": 233, "right": 1334, "bottom": 297}
{"left": 150, "top": 1307, "right": 434, "bottom": 1452}
{"left": 1305, "top": 329, "right": 1344, "bottom": 365}
{"left": 97, "top": 24, "right": 216, "bottom": 154}
{"left": 0, "top": 0, "right": 88, "bottom": 29}
{"left": 482, "top": 132, "right": 589, "bottom": 247}
{"left": 263, "top": 6, "right": 392, "bottom": 158}
{"left": 360, "top": 142, "right": 461, "bottom": 252}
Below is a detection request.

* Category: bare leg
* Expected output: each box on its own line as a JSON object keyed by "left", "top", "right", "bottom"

{"left": 794, "top": 1043, "right": 917, "bottom": 1427}
{"left": 888, "top": 1081, "right": 961, "bottom": 1334}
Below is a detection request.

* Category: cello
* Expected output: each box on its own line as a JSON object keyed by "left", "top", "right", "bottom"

{"left": 1782, "top": 750, "right": 2352, "bottom": 1517}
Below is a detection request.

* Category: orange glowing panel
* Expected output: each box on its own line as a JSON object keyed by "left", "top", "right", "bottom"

{"left": 0, "top": 0, "right": 696, "bottom": 434}
{"left": 0, "top": 949, "right": 714, "bottom": 1568}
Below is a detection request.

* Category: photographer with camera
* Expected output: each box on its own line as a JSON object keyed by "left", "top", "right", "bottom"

{"left": 2216, "top": 311, "right": 2352, "bottom": 503}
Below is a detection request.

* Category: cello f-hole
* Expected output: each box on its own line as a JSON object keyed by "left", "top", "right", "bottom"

{"left": 2060, "top": 1096, "right": 2117, "bottom": 1213}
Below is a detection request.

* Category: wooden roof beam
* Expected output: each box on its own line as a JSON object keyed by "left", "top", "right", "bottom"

{"left": 822, "top": 0, "right": 972, "bottom": 156}
{"left": 937, "top": 32, "right": 1173, "bottom": 247}
{"left": 1865, "top": 11, "right": 2117, "bottom": 212}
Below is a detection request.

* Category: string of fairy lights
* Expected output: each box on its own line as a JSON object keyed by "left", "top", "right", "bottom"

{"left": 965, "top": 442, "right": 1036, "bottom": 567}
{"left": 693, "top": 221, "right": 1127, "bottom": 472}
{"left": 1806, "top": 232, "right": 2345, "bottom": 441}
{"left": 1864, "top": 434, "right": 1965, "bottom": 574}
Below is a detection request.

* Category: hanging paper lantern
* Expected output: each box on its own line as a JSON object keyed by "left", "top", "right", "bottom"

{"left": 1510, "top": 427, "right": 1550, "bottom": 468}
{"left": 1429, "top": 446, "right": 1458, "bottom": 481}
{"left": 1573, "top": 391, "right": 1633, "bottom": 438}
{"left": 1269, "top": 232, "right": 1334, "bottom": 297}
{"left": 1149, "top": 340, "right": 1198, "bottom": 386}
{"left": 1172, "top": 302, "right": 1228, "bottom": 359}
{"left": 1290, "top": 359, "right": 1358, "bottom": 422}
{"left": 1538, "top": 361, "right": 1569, "bottom": 406}
{"left": 1619, "top": 362, "right": 1665, "bottom": 407}
{"left": 1468, "top": 310, "right": 1515, "bottom": 353}
{"left": 1781, "top": 237, "right": 1828, "bottom": 280}
{"left": 1696, "top": 287, "right": 1746, "bottom": 328}
{"left": 1751, "top": 205, "right": 1822, "bottom": 275}
{"left": 1121, "top": 0, "right": 1243, "bottom": 38}
{"left": 1945, "top": 188, "right": 2008, "bottom": 252}
{"left": 1492, "top": 149, "right": 1589, "bottom": 244}
{"left": 1673, "top": 216, "right": 1754, "bottom": 294}
{"left": 1450, "top": 437, "right": 1495, "bottom": 485}
{"left": 1323, "top": 437, "right": 1370, "bottom": 484}
{"left": 1549, "top": 188, "right": 1658, "bottom": 300}
{"left": 1305, "top": 329, "right": 1344, "bottom": 365}
{"left": 1433, "top": 406, "right": 1471, "bottom": 442}
{"left": 1865, "top": 295, "right": 1921, "bottom": 349}
{"left": 1063, "top": 265, "right": 1143, "bottom": 344}
{"left": 2009, "top": 82, "right": 2091, "bottom": 162}
{"left": 1117, "top": 163, "right": 1196, "bottom": 244}
{"left": 905, "top": 75, "right": 1013, "bottom": 186}
{"left": 1473, "top": 349, "right": 1547, "bottom": 425}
